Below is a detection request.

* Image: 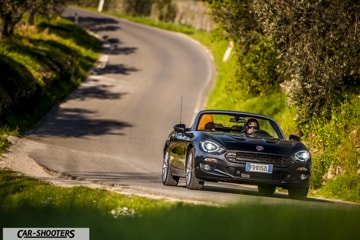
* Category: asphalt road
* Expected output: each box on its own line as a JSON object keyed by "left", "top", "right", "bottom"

{"left": 31, "top": 8, "right": 214, "bottom": 175}
{"left": 25, "top": 8, "right": 215, "bottom": 197}
{"left": 18, "top": 8, "right": 355, "bottom": 206}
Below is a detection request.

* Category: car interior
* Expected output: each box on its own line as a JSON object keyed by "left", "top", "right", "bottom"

{"left": 196, "top": 113, "right": 279, "bottom": 138}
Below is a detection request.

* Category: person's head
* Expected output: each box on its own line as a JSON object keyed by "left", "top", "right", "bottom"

{"left": 245, "top": 118, "right": 259, "bottom": 134}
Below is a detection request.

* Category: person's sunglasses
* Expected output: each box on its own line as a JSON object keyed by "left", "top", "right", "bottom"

{"left": 248, "top": 126, "right": 258, "bottom": 129}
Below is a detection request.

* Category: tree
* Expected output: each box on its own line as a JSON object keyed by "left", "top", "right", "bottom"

{"left": 26, "top": 0, "right": 67, "bottom": 26}
{"left": 208, "top": 0, "right": 262, "bottom": 55}
{"left": 124, "top": 0, "right": 154, "bottom": 17}
{"left": 0, "top": 0, "right": 66, "bottom": 39}
{"left": 208, "top": 0, "right": 283, "bottom": 95}
{"left": 253, "top": 0, "right": 360, "bottom": 124}
{"left": 0, "top": 0, "right": 28, "bottom": 39}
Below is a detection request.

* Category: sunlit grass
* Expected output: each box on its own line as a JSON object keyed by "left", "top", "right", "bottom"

{"left": 0, "top": 170, "right": 177, "bottom": 217}
{"left": 1, "top": 170, "right": 359, "bottom": 240}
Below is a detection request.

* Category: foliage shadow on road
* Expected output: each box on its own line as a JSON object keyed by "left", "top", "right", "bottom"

{"left": 105, "top": 44, "right": 138, "bottom": 56}
{"left": 101, "top": 35, "right": 138, "bottom": 56}
{"left": 63, "top": 171, "right": 161, "bottom": 184}
{"left": 64, "top": 15, "right": 121, "bottom": 33}
{"left": 63, "top": 172, "right": 334, "bottom": 203}
{"left": 65, "top": 11, "right": 140, "bottom": 76}
{"left": 91, "top": 63, "right": 139, "bottom": 75}
{"left": 31, "top": 107, "right": 132, "bottom": 138}
{"left": 68, "top": 78, "right": 129, "bottom": 100}
{"left": 59, "top": 171, "right": 338, "bottom": 204}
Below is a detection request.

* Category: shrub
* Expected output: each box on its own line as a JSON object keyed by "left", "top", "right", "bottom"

{"left": 236, "top": 35, "right": 283, "bottom": 96}
{"left": 303, "top": 95, "right": 360, "bottom": 202}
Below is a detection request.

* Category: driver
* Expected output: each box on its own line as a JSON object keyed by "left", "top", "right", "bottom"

{"left": 243, "top": 118, "right": 259, "bottom": 135}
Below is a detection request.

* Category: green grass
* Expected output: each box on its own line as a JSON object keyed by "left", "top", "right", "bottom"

{"left": 0, "top": 170, "right": 175, "bottom": 216}
{"left": 1, "top": 170, "right": 359, "bottom": 240}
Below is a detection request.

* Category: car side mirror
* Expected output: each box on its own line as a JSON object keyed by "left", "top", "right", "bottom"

{"left": 174, "top": 124, "right": 186, "bottom": 133}
{"left": 174, "top": 124, "right": 194, "bottom": 137}
{"left": 289, "top": 134, "right": 301, "bottom": 141}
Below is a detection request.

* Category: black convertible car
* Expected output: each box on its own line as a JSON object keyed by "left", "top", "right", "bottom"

{"left": 162, "top": 110, "right": 311, "bottom": 199}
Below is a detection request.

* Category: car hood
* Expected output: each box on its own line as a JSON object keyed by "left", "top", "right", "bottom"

{"left": 209, "top": 133, "right": 304, "bottom": 155}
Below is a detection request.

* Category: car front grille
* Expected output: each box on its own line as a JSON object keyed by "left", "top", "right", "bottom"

{"left": 225, "top": 151, "right": 292, "bottom": 167}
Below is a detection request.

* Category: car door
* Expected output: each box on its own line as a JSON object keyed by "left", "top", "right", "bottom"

{"left": 168, "top": 130, "right": 190, "bottom": 174}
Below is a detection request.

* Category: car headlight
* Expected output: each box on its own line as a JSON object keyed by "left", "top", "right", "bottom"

{"left": 294, "top": 150, "right": 311, "bottom": 162}
{"left": 200, "top": 140, "right": 225, "bottom": 153}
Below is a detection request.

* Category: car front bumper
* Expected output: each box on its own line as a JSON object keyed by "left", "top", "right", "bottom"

{"left": 194, "top": 154, "right": 311, "bottom": 188}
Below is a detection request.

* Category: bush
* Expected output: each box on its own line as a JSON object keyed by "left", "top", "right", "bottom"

{"left": 303, "top": 95, "right": 360, "bottom": 201}
{"left": 316, "top": 174, "right": 360, "bottom": 203}
{"left": 0, "top": 53, "right": 37, "bottom": 121}
{"left": 236, "top": 35, "right": 283, "bottom": 96}
{"left": 253, "top": 0, "right": 360, "bottom": 125}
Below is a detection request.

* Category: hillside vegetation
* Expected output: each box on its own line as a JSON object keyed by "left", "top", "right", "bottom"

{"left": 207, "top": 0, "right": 360, "bottom": 202}
{"left": 0, "top": 16, "right": 101, "bottom": 149}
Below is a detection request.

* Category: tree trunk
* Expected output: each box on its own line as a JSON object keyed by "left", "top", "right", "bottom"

{"left": 26, "top": 11, "right": 35, "bottom": 26}
{"left": 0, "top": 16, "right": 10, "bottom": 39}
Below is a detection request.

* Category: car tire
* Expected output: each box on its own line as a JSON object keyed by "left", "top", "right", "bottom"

{"left": 162, "top": 149, "right": 179, "bottom": 186}
{"left": 185, "top": 148, "right": 203, "bottom": 190}
{"left": 258, "top": 185, "right": 276, "bottom": 196}
{"left": 288, "top": 187, "right": 309, "bottom": 200}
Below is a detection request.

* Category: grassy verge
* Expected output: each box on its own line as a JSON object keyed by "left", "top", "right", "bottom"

{"left": 1, "top": 170, "right": 359, "bottom": 240}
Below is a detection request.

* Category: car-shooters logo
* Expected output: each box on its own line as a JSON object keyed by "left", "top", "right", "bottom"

{"left": 3, "top": 228, "right": 89, "bottom": 240}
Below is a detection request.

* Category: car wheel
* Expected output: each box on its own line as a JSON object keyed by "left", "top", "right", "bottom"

{"left": 288, "top": 187, "right": 309, "bottom": 200}
{"left": 185, "top": 148, "right": 203, "bottom": 190}
{"left": 258, "top": 185, "right": 276, "bottom": 196}
{"left": 162, "top": 149, "right": 179, "bottom": 186}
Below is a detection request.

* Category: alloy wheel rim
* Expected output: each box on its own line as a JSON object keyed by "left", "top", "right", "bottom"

{"left": 185, "top": 152, "right": 192, "bottom": 186}
{"left": 162, "top": 151, "right": 169, "bottom": 182}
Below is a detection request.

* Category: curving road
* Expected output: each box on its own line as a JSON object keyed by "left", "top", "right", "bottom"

{"left": 31, "top": 8, "right": 214, "bottom": 175}
{"left": 12, "top": 8, "right": 354, "bottom": 206}
{"left": 24, "top": 7, "right": 217, "bottom": 199}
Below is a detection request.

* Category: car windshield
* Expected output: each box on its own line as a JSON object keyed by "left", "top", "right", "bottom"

{"left": 197, "top": 113, "right": 283, "bottom": 139}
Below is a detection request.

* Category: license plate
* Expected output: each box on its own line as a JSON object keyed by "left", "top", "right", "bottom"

{"left": 245, "top": 162, "right": 273, "bottom": 174}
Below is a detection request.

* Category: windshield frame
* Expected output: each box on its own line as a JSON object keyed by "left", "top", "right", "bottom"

{"left": 191, "top": 110, "right": 286, "bottom": 140}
